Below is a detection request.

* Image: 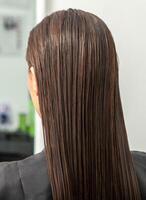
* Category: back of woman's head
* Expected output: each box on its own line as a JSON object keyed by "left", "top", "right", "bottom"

{"left": 26, "top": 8, "right": 141, "bottom": 200}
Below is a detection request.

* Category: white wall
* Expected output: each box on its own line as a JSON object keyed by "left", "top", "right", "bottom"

{"left": 0, "top": 1, "right": 36, "bottom": 130}
{"left": 44, "top": 0, "right": 146, "bottom": 151}
{"left": 34, "top": 0, "right": 47, "bottom": 154}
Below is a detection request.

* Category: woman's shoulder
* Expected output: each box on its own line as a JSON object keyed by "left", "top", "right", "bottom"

{"left": 0, "top": 150, "right": 52, "bottom": 200}
{"left": 131, "top": 150, "right": 146, "bottom": 160}
{"left": 0, "top": 150, "right": 145, "bottom": 199}
{"left": 131, "top": 150, "right": 146, "bottom": 171}
{"left": 0, "top": 159, "right": 24, "bottom": 199}
{"left": 131, "top": 150, "right": 146, "bottom": 199}
{"left": 17, "top": 150, "right": 52, "bottom": 199}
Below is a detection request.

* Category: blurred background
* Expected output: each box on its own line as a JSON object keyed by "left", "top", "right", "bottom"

{"left": 0, "top": 0, "right": 145, "bottom": 161}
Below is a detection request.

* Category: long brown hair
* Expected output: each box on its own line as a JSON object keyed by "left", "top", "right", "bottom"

{"left": 26, "top": 9, "right": 141, "bottom": 200}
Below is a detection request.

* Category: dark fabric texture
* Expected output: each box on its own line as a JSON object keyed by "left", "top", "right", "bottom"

{"left": 0, "top": 150, "right": 145, "bottom": 199}
{"left": 0, "top": 150, "right": 52, "bottom": 200}
{"left": 131, "top": 151, "right": 146, "bottom": 199}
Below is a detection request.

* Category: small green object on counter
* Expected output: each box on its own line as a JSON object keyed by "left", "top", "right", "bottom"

{"left": 18, "top": 113, "right": 27, "bottom": 133}
{"left": 26, "top": 97, "right": 35, "bottom": 138}
{"left": 18, "top": 97, "right": 35, "bottom": 137}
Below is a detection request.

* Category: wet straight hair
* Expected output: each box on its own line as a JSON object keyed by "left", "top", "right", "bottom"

{"left": 26, "top": 9, "right": 141, "bottom": 200}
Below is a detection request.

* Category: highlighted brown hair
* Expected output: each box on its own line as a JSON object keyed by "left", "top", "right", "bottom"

{"left": 26, "top": 9, "right": 141, "bottom": 200}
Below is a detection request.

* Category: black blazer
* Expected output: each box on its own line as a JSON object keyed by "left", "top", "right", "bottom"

{"left": 0, "top": 150, "right": 146, "bottom": 200}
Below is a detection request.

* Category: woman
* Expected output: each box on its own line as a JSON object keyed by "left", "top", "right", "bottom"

{"left": 0, "top": 8, "right": 146, "bottom": 200}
